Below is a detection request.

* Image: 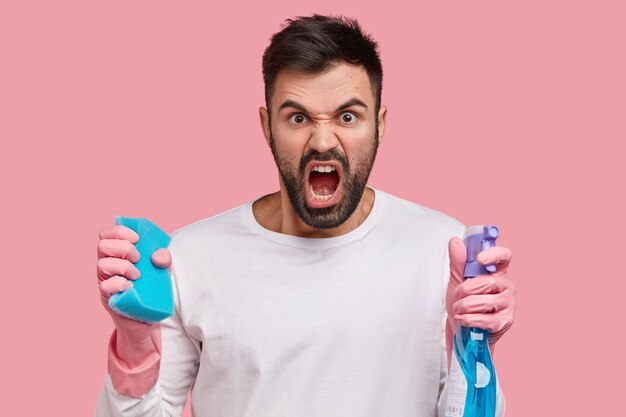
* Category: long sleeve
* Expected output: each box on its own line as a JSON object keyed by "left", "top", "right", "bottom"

{"left": 95, "top": 190, "right": 507, "bottom": 416}
{"left": 95, "top": 267, "right": 201, "bottom": 417}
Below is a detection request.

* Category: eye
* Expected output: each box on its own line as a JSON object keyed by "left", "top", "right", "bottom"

{"left": 288, "top": 113, "right": 308, "bottom": 125}
{"left": 338, "top": 111, "right": 357, "bottom": 124}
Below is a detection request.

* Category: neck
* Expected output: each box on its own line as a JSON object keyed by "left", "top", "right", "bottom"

{"left": 253, "top": 184, "right": 375, "bottom": 238}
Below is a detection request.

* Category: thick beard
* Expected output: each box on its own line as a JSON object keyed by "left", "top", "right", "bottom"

{"left": 269, "top": 123, "right": 379, "bottom": 229}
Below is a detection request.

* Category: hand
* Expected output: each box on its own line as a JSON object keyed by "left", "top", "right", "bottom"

{"left": 96, "top": 223, "right": 172, "bottom": 397}
{"left": 445, "top": 237, "right": 516, "bottom": 366}
{"left": 97, "top": 224, "right": 171, "bottom": 333}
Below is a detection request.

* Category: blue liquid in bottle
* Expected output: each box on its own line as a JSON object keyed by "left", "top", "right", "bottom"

{"left": 446, "top": 225, "right": 499, "bottom": 417}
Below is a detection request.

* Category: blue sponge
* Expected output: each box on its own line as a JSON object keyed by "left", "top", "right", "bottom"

{"left": 109, "top": 216, "right": 174, "bottom": 323}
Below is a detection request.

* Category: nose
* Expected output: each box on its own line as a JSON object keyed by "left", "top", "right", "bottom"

{"left": 308, "top": 121, "right": 339, "bottom": 154}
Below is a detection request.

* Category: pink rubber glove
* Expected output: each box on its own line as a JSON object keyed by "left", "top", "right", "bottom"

{"left": 445, "top": 236, "right": 516, "bottom": 370}
{"left": 97, "top": 224, "right": 172, "bottom": 397}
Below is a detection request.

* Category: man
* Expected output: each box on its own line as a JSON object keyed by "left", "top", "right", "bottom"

{"left": 95, "top": 15, "right": 516, "bottom": 417}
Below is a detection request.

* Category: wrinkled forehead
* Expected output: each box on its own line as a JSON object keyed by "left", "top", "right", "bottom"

{"left": 271, "top": 62, "right": 376, "bottom": 115}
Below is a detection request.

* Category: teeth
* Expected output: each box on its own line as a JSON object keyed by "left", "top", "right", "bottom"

{"left": 310, "top": 184, "right": 334, "bottom": 201}
{"left": 312, "top": 165, "right": 336, "bottom": 173}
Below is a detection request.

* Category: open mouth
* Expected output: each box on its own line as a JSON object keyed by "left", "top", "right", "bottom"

{"left": 305, "top": 161, "right": 343, "bottom": 208}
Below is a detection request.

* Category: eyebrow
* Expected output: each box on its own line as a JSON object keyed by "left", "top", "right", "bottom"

{"left": 278, "top": 98, "right": 369, "bottom": 113}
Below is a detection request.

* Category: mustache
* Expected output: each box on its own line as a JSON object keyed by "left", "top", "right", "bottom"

{"left": 299, "top": 149, "right": 349, "bottom": 174}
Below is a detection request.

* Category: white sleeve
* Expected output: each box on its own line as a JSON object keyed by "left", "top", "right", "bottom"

{"left": 95, "top": 267, "right": 201, "bottom": 417}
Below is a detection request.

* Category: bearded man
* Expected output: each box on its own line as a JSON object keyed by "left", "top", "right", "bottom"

{"left": 95, "top": 14, "right": 516, "bottom": 417}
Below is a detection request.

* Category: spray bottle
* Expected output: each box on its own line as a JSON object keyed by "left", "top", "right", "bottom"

{"left": 445, "top": 225, "right": 499, "bottom": 417}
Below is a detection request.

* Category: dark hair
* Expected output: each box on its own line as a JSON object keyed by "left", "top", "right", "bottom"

{"left": 262, "top": 14, "right": 383, "bottom": 114}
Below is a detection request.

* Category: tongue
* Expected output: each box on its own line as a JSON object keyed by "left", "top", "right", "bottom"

{"left": 309, "top": 171, "right": 338, "bottom": 196}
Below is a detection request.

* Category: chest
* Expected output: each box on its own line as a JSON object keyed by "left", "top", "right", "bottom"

{"left": 187, "top": 242, "right": 445, "bottom": 367}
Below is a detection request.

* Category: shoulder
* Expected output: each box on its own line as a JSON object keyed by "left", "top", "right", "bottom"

{"left": 375, "top": 188, "right": 466, "bottom": 239}
{"left": 168, "top": 202, "right": 250, "bottom": 255}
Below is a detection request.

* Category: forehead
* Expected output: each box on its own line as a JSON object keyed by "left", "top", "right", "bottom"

{"left": 272, "top": 62, "right": 375, "bottom": 113}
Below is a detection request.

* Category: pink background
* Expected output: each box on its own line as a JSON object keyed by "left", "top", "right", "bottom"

{"left": 1, "top": 1, "right": 623, "bottom": 415}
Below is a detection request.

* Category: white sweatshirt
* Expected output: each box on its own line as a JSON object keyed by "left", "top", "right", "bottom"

{"left": 95, "top": 188, "right": 505, "bottom": 417}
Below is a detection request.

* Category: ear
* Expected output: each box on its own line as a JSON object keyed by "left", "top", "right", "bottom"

{"left": 259, "top": 107, "right": 271, "bottom": 146}
{"left": 377, "top": 105, "right": 388, "bottom": 145}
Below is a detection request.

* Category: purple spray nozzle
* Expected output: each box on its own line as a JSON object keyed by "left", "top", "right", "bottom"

{"left": 463, "top": 225, "right": 500, "bottom": 278}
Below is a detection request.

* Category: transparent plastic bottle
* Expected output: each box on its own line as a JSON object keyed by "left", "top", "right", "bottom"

{"left": 445, "top": 225, "right": 499, "bottom": 417}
